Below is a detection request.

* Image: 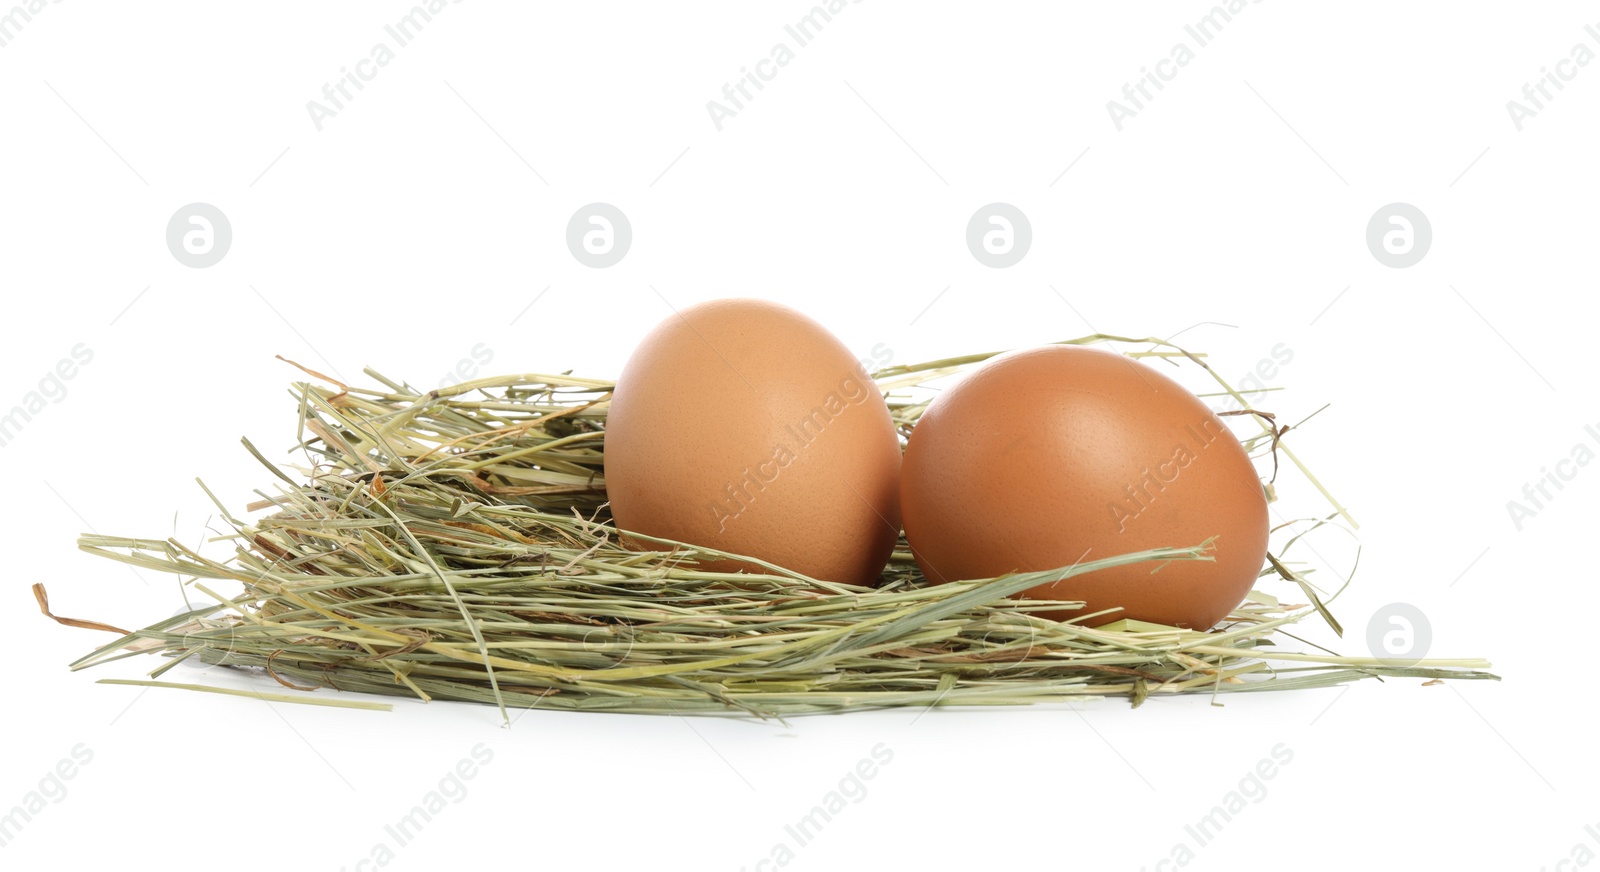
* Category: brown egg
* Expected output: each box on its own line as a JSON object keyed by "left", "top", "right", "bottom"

{"left": 604, "top": 299, "right": 902, "bottom": 587}
{"left": 900, "top": 345, "right": 1269, "bottom": 629}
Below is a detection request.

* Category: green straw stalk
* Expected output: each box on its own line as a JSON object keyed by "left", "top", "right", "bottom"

{"left": 54, "top": 337, "right": 1495, "bottom": 721}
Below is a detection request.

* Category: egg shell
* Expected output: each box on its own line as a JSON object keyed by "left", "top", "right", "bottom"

{"left": 604, "top": 299, "right": 902, "bottom": 587}
{"left": 899, "top": 344, "right": 1269, "bottom": 629}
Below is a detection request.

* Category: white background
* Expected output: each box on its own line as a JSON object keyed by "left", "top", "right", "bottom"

{"left": 2, "top": 2, "right": 1595, "bottom": 869}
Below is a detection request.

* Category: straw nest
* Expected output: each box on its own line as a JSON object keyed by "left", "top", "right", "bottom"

{"left": 51, "top": 335, "right": 1496, "bottom": 721}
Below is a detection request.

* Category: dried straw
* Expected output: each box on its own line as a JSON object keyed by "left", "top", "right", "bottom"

{"left": 57, "top": 336, "right": 1496, "bottom": 721}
